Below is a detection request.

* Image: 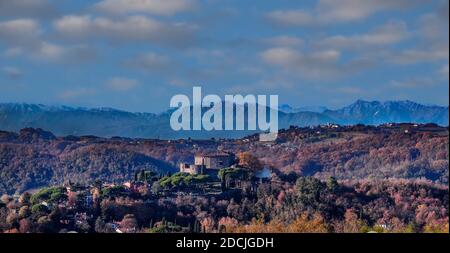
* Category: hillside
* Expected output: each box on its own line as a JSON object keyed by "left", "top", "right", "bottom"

{"left": 0, "top": 124, "right": 448, "bottom": 194}
{"left": 0, "top": 128, "right": 177, "bottom": 194}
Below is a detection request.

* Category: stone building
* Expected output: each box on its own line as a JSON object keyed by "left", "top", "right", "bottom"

{"left": 180, "top": 151, "right": 236, "bottom": 176}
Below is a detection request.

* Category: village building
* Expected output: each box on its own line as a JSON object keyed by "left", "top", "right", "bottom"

{"left": 180, "top": 151, "right": 236, "bottom": 176}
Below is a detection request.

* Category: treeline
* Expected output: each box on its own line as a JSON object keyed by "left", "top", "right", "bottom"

{"left": 0, "top": 141, "right": 176, "bottom": 194}
{"left": 247, "top": 130, "right": 449, "bottom": 184}
{"left": 0, "top": 126, "right": 448, "bottom": 195}
{"left": 0, "top": 177, "right": 448, "bottom": 233}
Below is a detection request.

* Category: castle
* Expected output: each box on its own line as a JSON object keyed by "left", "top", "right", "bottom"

{"left": 179, "top": 151, "right": 236, "bottom": 176}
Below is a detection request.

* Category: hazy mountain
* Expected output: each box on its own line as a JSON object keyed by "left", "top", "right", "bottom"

{"left": 0, "top": 100, "right": 448, "bottom": 139}
{"left": 323, "top": 100, "right": 449, "bottom": 126}
{"left": 279, "top": 104, "right": 328, "bottom": 113}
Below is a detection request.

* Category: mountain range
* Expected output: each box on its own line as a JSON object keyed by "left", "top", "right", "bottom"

{"left": 279, "top": 104, "right": 328, "bottom": 113}
{"left": 0, "top": 100, "right": 448, "bottom": 139}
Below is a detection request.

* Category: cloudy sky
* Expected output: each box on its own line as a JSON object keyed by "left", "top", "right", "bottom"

{"left": 0, "top": 0, "right": 448, "bottom": 112}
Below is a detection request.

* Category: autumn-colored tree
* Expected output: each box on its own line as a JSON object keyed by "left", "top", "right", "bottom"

{"left": 6, "top": 212, "right": 19, "bottom": 228}
{"left": 200, "top": 217, "right": 216, "bottom": 233}
{"left": 120, "top": 214, "right": 138, "bottom": 233}
{"left": 4, "top": 228, "right": 19, "bottom": 233}
{"left": 227, "top": 218, "right": 282, "bottom": 233}
{"left": 340, "top": 209, "right": 369, "bottom": 233}
{"left": 287, "top": 213, "right": 328, "bottom": 233}
{"left": 19, "top": 218, "right": 31, "bottom": 233}
{"left": 0, "top": 194, "right": 11, "bottom": 204}
{"left": 218, "top": 217, "right": 239, "bottom": 232}
{"left": 18, "top": 206, "right": 30, "bottom": 219}
{"left": 18, "top": 192, "right": 32, "bottom": 206}
{"left": 67, "top": 191, "right": 78, "bottom": 207}
{"left": 238, "top": 152, "right": 263, "bottom": 172}
{"left": 91, "top": 187, "right": 101, "bottom": 206}
{"left": 36, "top": 216, "right": 53, "bottom": 233}
{"left": 423, "top": 218, "right": 449, "bottom": 233}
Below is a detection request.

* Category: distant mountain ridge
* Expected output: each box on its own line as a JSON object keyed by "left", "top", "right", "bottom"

{"left": 0, "top": 100, "right": 448, "bottom": 139}
{"left": 322, "top": 100, "right": 449, "bottom": 126}
{"left": 279, "top": 104, "right": 328, "bottom": 113}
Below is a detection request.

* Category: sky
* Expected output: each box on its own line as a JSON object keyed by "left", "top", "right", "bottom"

{"left": 0, "top": 0, "right": 449, "bottom": 113}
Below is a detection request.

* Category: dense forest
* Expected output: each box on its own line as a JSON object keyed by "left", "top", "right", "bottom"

{"left": 0, "top": 124, "right": 448, "bottom": 233}
{"left": 0, "top": 175, "right": 448, "bottom": 233}
{"left": 0, "top": 124, "right": 448, "bottom": 194}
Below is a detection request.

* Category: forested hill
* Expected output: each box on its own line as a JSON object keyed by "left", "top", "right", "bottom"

{"left": 0, "top": 123, "right": 448, "bottom": 194}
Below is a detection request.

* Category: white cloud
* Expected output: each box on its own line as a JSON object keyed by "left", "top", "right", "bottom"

{"left": 33, "top": 42, "right": 64, "bottom": 60}
{"left": 260, "top": 47, "right": 302, "bottom": 66}
{"left": 267, "top": 0, "right": 428, "bottom": 26}
{"left": 317, "top": 21, "right": 409, "bottom": 50}
{"left": 310, "top": 50, "right": 341, "bottom": 62}
{"left": 4, "top": 47, "right": 24, "bottom": 57}
{"left": 418, "top": 1, "right": 449, "bottom": 43}
{"left": 261, "top": 47, "right": 340, "bottom": 67}
{"left": 105, "top": 77, "right": 139, "bottom": 91}
{"left": 439, "top": 64, "right": 449, "bottom": 79}
{"left": 26, "top": 42, "right": 95, "bottom": 63}
{"left": 2, "top": 67, "right": 23, "bottom": 79}
{"left": 260, "top": 47, "right": 369, "bottom": 80}
{"left": 0, "top": 18, "right": 96, "bottom": 63}
{"left": 125, "top": 52, "right": 172, "bottom": 71}
{"left": 0, "top": 19, "right": 41, "bottom": 45}
{"left": 94, "top": 0, "right": 196, "bottom": 16}
{"left": 390, "top": 77, "right": 436, "bottom": 88}
{"left": 267, "top": 10, "right": 315, "bottom": 26}
{"left": 317, "top": 0, "right": 424, "bottom": 23}
{"left": 420, "top": 13, "right": 448, "bottom": 41}
{"left": 388, "top": 43, "right": 449, "bottom": 64}
{"left": 53, "top": 15, "right": 93, "bottom": 38}
{"left": 54, "top": 15, "right": 196, "bottom": 47}
{"left": 0, "top": 0, "right": 56, "bottom": 18}
{"left": 263, "top": 36, "right": 304, "bottom": 48}
{"left": 59, "top": 87, "right": 97, "bottom": 100}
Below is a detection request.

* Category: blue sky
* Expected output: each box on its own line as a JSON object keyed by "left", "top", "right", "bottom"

{"left": 0, "top": 0, "right": 448, "bottom": 113}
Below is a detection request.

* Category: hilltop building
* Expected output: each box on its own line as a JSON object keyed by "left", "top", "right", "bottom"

{"left": 180, "top": 151, "right": 236, "bottom": 176}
